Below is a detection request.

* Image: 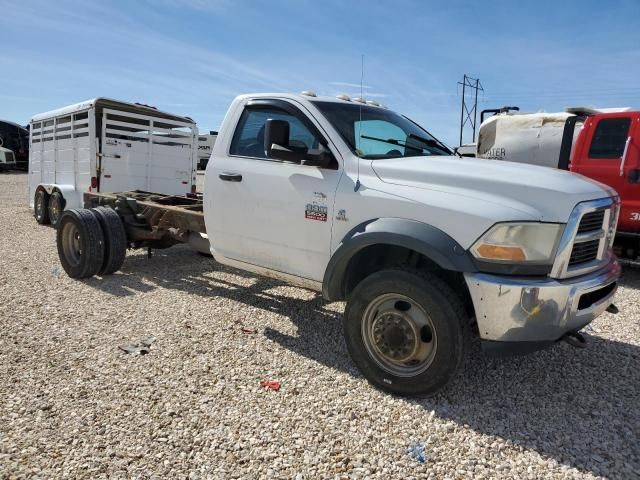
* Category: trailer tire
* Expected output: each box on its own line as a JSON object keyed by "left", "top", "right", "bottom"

{"left": 57, "top": 209, "right": 105, "bottom": 279}
{"left": 34, "top": 190, "right": 50, "bottom": 225}
{"left": 343, "top": 267, "right": 467, "bottom": 397}
{"left": 48, "top": 191, "right": 65, "bottom": 228}
{"left": 91, "top": 206, "right": 127, "bottom": 275}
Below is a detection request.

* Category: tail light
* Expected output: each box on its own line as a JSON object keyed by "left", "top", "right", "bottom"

{"left": 91, "top": 176, "right": 97, "bottom": 188}
{"left": 191, "top": 184, "right": 197, "bottom": 194}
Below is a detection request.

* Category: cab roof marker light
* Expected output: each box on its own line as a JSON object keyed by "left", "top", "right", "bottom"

{"left": 366, "top": 100, "right": 381, "bottom": 107}
{"left": 301, "top": 90, "right": 317, "bottom": 97}
{"left": 352, "top": 97, "right": 366, "bottom": 104}
{"left": 336, "top": 94, "right": 351, "bottom": 101}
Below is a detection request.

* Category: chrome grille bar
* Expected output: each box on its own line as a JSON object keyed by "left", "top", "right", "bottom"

{"left": 550, "top": 197, "right": 619, "bottom": 279}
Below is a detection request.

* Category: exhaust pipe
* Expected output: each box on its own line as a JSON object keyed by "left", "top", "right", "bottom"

{"left": 562, "top": 331, "right": 587, "bottom": 349}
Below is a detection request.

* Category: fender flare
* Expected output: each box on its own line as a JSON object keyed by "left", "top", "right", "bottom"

{"left": 322, "top": 218, "right": 477, "bottom": 301}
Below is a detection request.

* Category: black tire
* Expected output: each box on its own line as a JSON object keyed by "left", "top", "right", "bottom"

{"left": 91, "top": 206, "right": 127, "bottom": 275}
{"left": 48, "top": 191, "right": 65, "bottom": 227}
{"left": 34, "top": 190, "right": 50, "bottom": 225}
{"left": 344, "top": 267, "right": 467, "bottom": 397}
{"left": 56, "top": 209, "right": 105, "bottom": 279}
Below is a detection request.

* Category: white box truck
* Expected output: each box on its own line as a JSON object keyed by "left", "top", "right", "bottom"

{"left": 29, "top": 98, "right": 198, "bottom": 226}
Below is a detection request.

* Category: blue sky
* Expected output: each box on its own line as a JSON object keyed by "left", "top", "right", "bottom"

{"left": 1, "top": 0, "right": 639, "bottom": 145}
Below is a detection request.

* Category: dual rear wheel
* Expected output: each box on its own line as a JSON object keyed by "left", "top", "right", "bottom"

{"left": 57, "top": 207, "right": 127, "bottom": 279}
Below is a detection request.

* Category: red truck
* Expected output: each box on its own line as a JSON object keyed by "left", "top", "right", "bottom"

{"left": 470, "top": 107, "right": 640, "bottom": 260}
{"left": 570, "top": 111, "right": 640, "bottom": 259}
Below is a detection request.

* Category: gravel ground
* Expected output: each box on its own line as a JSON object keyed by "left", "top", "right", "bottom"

{"left": 0, "top": 172, "right": 638, "bottom": 479}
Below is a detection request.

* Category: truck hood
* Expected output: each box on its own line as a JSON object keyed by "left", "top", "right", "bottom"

{"left": 370, "top": 155, "right": 613, "bottom": 222}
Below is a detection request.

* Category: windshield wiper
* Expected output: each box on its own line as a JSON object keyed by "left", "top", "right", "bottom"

{"left": 359, "top": 135, "right": 425, "bottom": 153}
{"left": 407, "top": 134, "right": 451, "bottom": 154}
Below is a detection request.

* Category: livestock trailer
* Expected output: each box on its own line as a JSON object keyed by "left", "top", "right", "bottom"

{"left": 29, "top": 98, "right": 198, "bottom": 226}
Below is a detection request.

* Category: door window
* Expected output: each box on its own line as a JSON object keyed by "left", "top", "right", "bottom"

{"left": 230, "top": 107, "right": 321, "bottom": 159}
{"left": 588, "top": 118, "right": 631, "bottom": 159}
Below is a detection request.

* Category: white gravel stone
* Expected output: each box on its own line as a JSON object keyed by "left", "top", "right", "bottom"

{"left": 0, "top": 172, "right": 638, "bottom": 479}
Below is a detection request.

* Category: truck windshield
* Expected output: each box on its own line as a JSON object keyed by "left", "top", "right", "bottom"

{"left": 312, "top": 101, "right": 452, "bottom": 159}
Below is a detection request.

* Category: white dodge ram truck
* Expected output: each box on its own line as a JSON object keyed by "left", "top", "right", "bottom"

{"left": 55, "top": 92, "right": 621, "bottom": 396}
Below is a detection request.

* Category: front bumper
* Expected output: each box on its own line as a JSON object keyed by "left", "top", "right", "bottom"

{"left": 464, "top": 258, "right": 620, "bottom": 344}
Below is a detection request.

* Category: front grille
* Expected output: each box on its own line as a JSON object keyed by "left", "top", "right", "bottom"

{"left": 552, "top": 199, "right": 616, "bottom": 278}
{"left": 569, "top": 239, "right": 600, "bottom": 266}
{"left": 577, "top": 210, "right": 605, "bottom": 234}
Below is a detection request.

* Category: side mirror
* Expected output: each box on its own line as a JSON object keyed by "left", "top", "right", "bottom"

{"left": 264, "top": 119, "right": 290, "bottom": 158}
{"left": 628, "top": 168, "right": 640, "bottom": 184}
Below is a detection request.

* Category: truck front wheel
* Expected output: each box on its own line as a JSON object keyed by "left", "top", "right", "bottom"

{"left": 344, "top": 268, "right": 467, "bottom": 396}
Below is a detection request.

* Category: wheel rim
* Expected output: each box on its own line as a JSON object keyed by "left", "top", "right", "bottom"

{"left": 50, "top": 197, "right": 60, "bottom": 222}
{"left": 361, "top": 293, "right": 438, "bottom": 377}
{"left": 61, "top": 222, "right": 82, "bottom": 267}
{"left": 35, "top": 194, "right": 45, "bottom": 219}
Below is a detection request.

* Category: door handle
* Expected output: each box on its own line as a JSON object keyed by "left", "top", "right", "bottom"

{"left": 219, "top": 172, "right": 243, "bottom": 182}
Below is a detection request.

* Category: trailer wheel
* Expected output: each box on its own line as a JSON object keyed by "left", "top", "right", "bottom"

{"left": 91, "top": 206, "right": 127, "bottom": 275}
{"left": 34, "top": 190, "right": 50, "bottom": 225}
{"left": 57, "top": 209, "right": 105, "bottom": 279}
{"left": 343, "top": 267, "right": 467, "bottom": 397}
{"left": 48, "top": 191, "right": 65, "bottom": 227}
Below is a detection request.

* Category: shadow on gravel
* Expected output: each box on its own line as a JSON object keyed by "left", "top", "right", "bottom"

{"left": 86, "top": 248, "right": 640, "bottom": 478}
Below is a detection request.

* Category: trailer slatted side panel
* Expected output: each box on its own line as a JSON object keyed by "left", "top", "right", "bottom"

{"left": 100, "top": 109, "right": 196, "bottom": 196}
{"left": 29, "top": 112, "right": 94, "bottom": 207}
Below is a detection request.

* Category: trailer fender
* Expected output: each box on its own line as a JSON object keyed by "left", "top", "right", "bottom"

{"left": 34, "top": 184, "right": 79, "bottom": 209}
{"left": 322, "top": 218, "right": 477, "bottom": 301}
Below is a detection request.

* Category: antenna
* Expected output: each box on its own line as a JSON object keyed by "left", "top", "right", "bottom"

{"left": 355, "top": 54, "right": 364, "bottom": 192}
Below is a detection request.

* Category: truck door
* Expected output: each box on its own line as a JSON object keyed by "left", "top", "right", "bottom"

{"left": 207, "top": 99, "right": 341, "bottom": 282}
{"left": 571, "top": 113, "right": 640, "bottom": 231}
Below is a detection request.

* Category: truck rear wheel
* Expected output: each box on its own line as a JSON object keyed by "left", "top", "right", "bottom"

{"left": 48, "top": 191, "right": 65, "bottom": 227}
{"left": 344, "top": 267, "right": 467, "bottom": 397}
{"left": 57, "top": 209, "right": 105, "bottom": 279}
{"left": 34, "top": 190, "right": 50, "bottom": 225}
{"left": 91, "top": 207, "right": 127, "bottom": 275}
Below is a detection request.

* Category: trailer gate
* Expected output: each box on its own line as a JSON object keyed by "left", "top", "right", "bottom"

{"left": 100, "top": 109, "right": 196, "bottom": 196}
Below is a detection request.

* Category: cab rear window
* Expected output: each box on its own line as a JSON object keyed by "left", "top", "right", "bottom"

{"left": 588, "top": 118, "right": 631, "bottom": 159}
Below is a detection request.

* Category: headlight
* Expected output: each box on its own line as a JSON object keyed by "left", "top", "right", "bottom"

{"left": 471, "top": 222, "right": 563, "bottom": 263}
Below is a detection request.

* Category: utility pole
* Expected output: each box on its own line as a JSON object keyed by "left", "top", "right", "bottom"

{"left": 458, "top": 74, "right": 484, "bottom": 146}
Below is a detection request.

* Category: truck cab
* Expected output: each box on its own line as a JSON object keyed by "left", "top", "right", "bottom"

{"left": 200, "top": 93, "right": 619, "bottom": 394}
